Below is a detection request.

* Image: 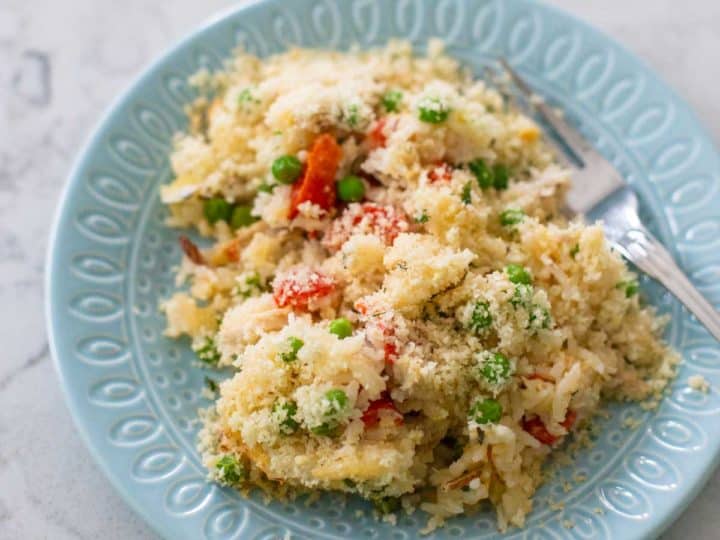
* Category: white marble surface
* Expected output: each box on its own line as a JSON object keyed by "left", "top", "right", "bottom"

{"left": 1, "top": 0, "right": 718, "bottom": 538}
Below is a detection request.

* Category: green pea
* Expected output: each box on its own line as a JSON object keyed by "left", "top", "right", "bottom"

{"left": 382, "top": 90, "right": 403, "bottom": 112}
{"left": 469, "top": 301, "right": 492, "bottom": 334}
{"left": 528, "top": 304, "right": 552, "bottom": 330}
{"left": 273, "top": 400, "right": 300, "bottom": 434}
{"left": 203, "top": 197, "right": 233, "bottom": 224}
{"left": 194, "top": 336, "right": 221, "bottom": 366}
{"left": 336, "top": 176, "right": 365, "bottom": 202}
{"left": 312, "top": 390, "right": 349, "bottom": 437}
{"left": 325, "top": 388, "right": 348, "bottom": 412}
{"left": 215, "top": 455, "right": 246, "bottom": 485}
{"left": 469, "top": 398, "right": 503, "bottom": 424}
{"left": 418, "top": 97, "right": 450, "bottom": 124}
{"left": 280, "top": 336, "right": 304, "bottom": 363}
{"left": 506, "top": 264, "right": 532, "bottom": 285}
{"left": 493, "top": 164, "right": 509, "bottom": 190}
{"left": 469, "top": 159, "right": 493, "bottom": 189}
{"left": 478, "top": 352, "right": 511, "bottom": 385}
{"left": 271, "top": 155, "right": 303, "bottom": 184}
{"left": 500, "top": 208, "right": 525, "bottom": 226}
{"left": 510, "top": 283, "right": 534, "bottom": 308}
{"left": 230, "top": 205, "right": 257, "bottom": 229}
{"left": 329, "top": 318, "right": 353, "bottom": 339}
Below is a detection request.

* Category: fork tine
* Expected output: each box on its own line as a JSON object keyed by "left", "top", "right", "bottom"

{"left": 499, "top": 58, "right": 594, "bottom": 165}
{"left": 484, "top": 63, "right": 576, "bottom": 170}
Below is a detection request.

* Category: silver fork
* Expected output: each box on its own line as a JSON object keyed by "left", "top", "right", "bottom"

{"left": 497, "top": 59, "right": 720, "bottom": 342}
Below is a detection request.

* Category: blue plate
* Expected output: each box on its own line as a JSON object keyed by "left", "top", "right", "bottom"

{"left": 46, "top": 1, "right": 720, "bottom": 538}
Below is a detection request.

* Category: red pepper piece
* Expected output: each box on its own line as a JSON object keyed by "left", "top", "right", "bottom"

{"left": 368, "top": 117, "right": 388, "bottom": 149}
{"left": 428, "top": 162, "right": 453, "bottom": 183}
{"left": 362, "top": 394, "right": 403, "bottom": 428}
{"left": 272, "top": 268, "right": 335, "bottom": 309}
{"left": 560, "top": 409, "right": 577, "bottom": 430}
{"left": 522, "top": 410, "right": 576, "bottom": 446}
{"left": 289, "top": 134, "right": 342, "bottom": 219}
{"left": 374, "top": 320, "right": 399, "bottom": 365}
{"left": 322, "top": 203, "right": 409, "bottom": 252}
{"left": 384, "top": 342, "right": 398, "bottom": 365}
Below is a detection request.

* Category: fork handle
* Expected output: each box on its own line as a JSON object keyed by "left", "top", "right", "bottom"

{"left": 611, "top": 226, "right": 720, "bottom": 341}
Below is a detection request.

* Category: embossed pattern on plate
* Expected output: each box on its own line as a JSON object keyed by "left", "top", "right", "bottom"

{"left": 47, "top": 1, "right": 720, "bottom": 539}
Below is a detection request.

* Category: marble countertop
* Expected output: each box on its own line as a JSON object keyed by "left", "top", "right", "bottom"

{"left": 1, "top": 0, "right": 718, "bottom": 538}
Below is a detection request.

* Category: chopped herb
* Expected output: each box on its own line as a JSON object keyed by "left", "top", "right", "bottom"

{"left": 492, "top": 164, "right": 510, "bottom": 190}
{"left": 469, "top": 159, "right": 493, "bottom": 189}
{"left": 617, "top": 280, "right": 639, "bottom": 298}
{"left": 415, "top": 211, "right": 429, "bottom": 223}
{"left": 477, "top": 352, "right": 512, "bottom": 385}
{"left": 237, "top": 88, "right": 259, "bottom": 105}
{"left": 246, "top": 273, "right": 262, "bottom": 289}
{"left": 371, "top": 496, "right": 401, "bottom": 515}
{"left": 194, "top": 337, "right": 221, "bottom": 366}
{"left": 343, "top": 479, "right": 357, "bottom": 488}
{"left": 237, "top": 272, "right": 265, "bottom": 298}
{"left": 273, "top": 399, "right": 300, "bottom": 434}
{"left": 204, "top": 376, "right": 219, "bottom": 393}
{"left": 469, "top": 398, "right": 503, "bottom": 424}
{"left": 570, "top": 244, "right": 580, "bottom": 258}
{"left": 216, "top": 455, "right": 246, "bottom": 485}
{"left": 257, "top": 182, "right": 276, "bottom": 194}
{"left": 528, "top": 304, "right": 553, "bottom": 330}
{"left": 418, "top": 96, "right": 451, "bottom": 124}
{"left": 346, "top": 104, "right": 360, "bottom": 127}
{"left": 506, "top": 264, "right": 532, "bottom": 285}
{"left": 203, "top": 197, "right": 233, "bottom": 224}
{"left": 329, "top": 318, "right": 353, "bottom": 339}
{"left": 468, "top": 301, "right": 492, "bottom": 334}
{"left": 461, "top": 182, "right": 472, "bottom": 205}
{"left": 279, "top": 336, "right": 304, "bottom": 363}
{"left": 500, "top": 208, "right": 525, "bottom": 226}
{"left": 310, "top": 422, "right": 337, "bottom": 437}
{"left": 382, "top": 90, "right": 403, "bottom": 112}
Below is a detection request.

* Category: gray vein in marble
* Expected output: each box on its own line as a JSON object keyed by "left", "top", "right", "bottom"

{"left": 12, "top": 50, "right": 52, "bottom": 106}
{"left": 0, "top": 342, "right": 48, "bottom": 393}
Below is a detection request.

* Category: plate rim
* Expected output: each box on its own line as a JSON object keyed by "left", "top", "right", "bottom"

{"left": 45, "top": 1, "right": 720, "bottom": 539}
